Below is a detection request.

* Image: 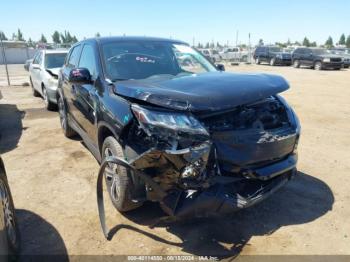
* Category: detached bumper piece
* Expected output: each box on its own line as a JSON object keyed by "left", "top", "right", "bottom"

{"left": 161, "top": 168, "right": 296, "bottom": 219}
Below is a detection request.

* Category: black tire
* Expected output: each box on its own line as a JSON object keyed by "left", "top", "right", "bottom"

{"left": 42, "top": 86, "right": 56, "bottom": 111}
{"left": 293, "top": 60, "right": 300, "bottom": 68}
{"left": 30, "top": 78, "right": 40, "bottom": 97}
{"left": 57, "top": 94, "right": 76, "bottom": 138}
{"left": 314, "top": 61, "right": 323, "bottom": 70}
{"left": 0, "top": 176, "right": 21, "bottom": 257}
{"left": 270, "top": 58, "right": 276, "bottom": 66}
{"left": 255, "top": 57, "right": 261, "bottom": 64}
{"left": 102, "top": 136, "right": 141, "bottom": 212}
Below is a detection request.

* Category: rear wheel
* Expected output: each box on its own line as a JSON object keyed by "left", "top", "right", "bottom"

{"left": 42, "top": 86, "right": 56, "bottom": 111}
{"left": 58, "top": 94, "right": 76, "bottom": 138}
{"left": 314, "top": 61, "right": 323, "bottom": 70}
{"left": 102, "top": 136, "right": 142, "bottom": 212}
{"left": 293, "top": 60, "right": 300, "bottom": 68}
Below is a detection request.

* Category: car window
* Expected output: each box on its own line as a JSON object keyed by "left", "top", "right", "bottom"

{"left": 44, "top": 53, "right": 67, "bottom": 69}
{"left": 78, "top": 44, "right": 97, "bottom": 79}
{"left": 33, "top": 52, "right": 42, "bottom": 64}
{"left": 67, "top": 45, "right": 81, "bottom": 68}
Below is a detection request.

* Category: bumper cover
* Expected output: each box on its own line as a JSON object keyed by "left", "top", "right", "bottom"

{"left": 163, "top": 168, "right": 296, "bottom": 219}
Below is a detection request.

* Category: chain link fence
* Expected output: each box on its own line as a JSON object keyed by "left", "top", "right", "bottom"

{"left": 0, "top": 40, "right": 35, "bottom": 87}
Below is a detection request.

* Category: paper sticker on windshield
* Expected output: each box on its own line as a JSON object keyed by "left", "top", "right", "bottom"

{"left": 136, "top": 56, "right": 155, "bottom": 63}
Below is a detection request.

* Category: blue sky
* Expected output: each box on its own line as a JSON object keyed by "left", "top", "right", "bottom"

{"left": 1, "top": 0, "right": 349, "bottom": 45}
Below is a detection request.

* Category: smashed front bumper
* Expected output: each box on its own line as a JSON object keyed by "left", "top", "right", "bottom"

{"left": 126, "top": 141, "right": 297, "bottom": 219}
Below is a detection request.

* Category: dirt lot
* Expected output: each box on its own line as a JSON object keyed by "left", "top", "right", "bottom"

{"left": 0, "top": 64, "right": 349, "bottom": 258}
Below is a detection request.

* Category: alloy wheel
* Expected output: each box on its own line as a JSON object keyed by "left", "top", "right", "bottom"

{"left": 58, "top": 97, "right": 67, "bottom": 131}
{"left": 0, "top": 181, "right": 17, "bottom": 250}
{"left": 104, "top": 148, "right": 121, "bottom": 202}
{"left": 43, "top": 88, "right": 48, "bottom": 106}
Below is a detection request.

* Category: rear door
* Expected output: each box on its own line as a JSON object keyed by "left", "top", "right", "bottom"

{"left": 61, "top": 44, "right": 82, "bottom": 125}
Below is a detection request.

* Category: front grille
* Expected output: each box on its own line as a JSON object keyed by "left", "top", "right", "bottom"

{"left": 330, "top": 58, "right": 342, "bottom": 62}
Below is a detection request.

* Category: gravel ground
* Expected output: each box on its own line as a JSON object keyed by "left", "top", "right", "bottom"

{"left": 0, "top": 64, "right": 349, "bottom": 259}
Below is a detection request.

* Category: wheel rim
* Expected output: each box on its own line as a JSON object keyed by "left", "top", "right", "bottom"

{"left": 270, "top": 59, "right": 274, "bottom": 66}
{"left": 43, "top": 88, "right": 48, "bottom": 105}
{"left": 58, "top": 97, "right": 67, "bottom": 130}
{"left": 294, "top": 60, "right": 299, "bottom": 67}
{"left": 315, "top": 63, "right": 321, "bottom": 70}
{"left": 104, "top": 148, "right": 121, "bottom": 202}
{"left": 0, "top": 181, "right": 17, "bottom": 249}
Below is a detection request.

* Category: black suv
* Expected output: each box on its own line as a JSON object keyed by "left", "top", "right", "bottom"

{"left": 292, "top": 48, "right": 343, "bottom": 70}
{"left": 58, "top": 37, "right": 300, "bottom": 219}
{"left": 253, "top": 46, "right": 292, "bottom": 66}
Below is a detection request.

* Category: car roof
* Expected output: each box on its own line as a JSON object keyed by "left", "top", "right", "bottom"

{"left": 80, "top": 36, "right": 188, "bottom": 46}
{"left": 42, "top": 49, "right": 69, "bottom": 55}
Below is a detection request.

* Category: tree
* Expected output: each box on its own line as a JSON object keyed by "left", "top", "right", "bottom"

{"left": 17, "top": 28, "right": 24, "bottom": 41}
{"left": 325, "top": 36, "right": 334, "bottom": 48}
{"left": 302, "top": 37, "right": 310, "bottom": 47}
{"left": 0, "top": 31, "right": 7, "bottom": 40}
{"left": 339, "top": 34, "right": 346, "bottom": 45}
{"left": 72, "top": 36, "right": 78, "bottom": 43}
{"left": 310, "top": 41, "right": 317, "bottom": 47}
{"left": 205, "top": 42, "right": 210, "bottom": 48}
{"left": 346, "top": 35, "right": 350, "bottom": 48}
{"left": 40, "top": 34, "right": 47, "bottom": 43}
{"left": 95, "top": 32, "right": 101, "bottom": 37}
{"left": 27, "top": 38, "right": 35, "bottom": 47}
{"left": 52, "top": 31, "right": 61, "bottom": 44}
{"left": 258, "top": 39, "right": 264, "bottom": 46}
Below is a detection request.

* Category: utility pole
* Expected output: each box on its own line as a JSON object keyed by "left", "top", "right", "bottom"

{"left": 0, "top": 38, "right": 10, "bottom": 86}
{"left": 236, "top": 30, "right": 239, "bottom": 47}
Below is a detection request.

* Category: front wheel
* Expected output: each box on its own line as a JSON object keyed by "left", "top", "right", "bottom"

{"left": 270, "top": 58, "right": 276, "bottom": 66}
{"left": 255, "top": 57, "right": 261, "bottom": 64}
{"left": 293, "top": 60, "right": 300, "bottom": 68}
{"left": 314, "top": 61, "right": 323, "bottom": 70}
{"left": 0, "top": 177, "right": 20, "bottom": 257}
{"left": 30, "top": 78, "right": 40, "bottom": 97}
{"left": 102, "top": 136, "right": 142, "bottom": 212}
{"left": 42, "top": 86, "right": 56, "bottom": 111}
{"left": 58, "top": 94, "right": 76, "bottom": 138}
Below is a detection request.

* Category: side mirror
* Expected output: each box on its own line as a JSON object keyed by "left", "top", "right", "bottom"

{"left": 69, "top": 68, "right": 91, "bottom": 84}
{"left": 216, "top": 64, "right": 225, "bottom": 71}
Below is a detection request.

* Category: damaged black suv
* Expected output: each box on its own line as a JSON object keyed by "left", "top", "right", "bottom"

{"left": 57, "top": 37, "right": 300, "bottom": 219}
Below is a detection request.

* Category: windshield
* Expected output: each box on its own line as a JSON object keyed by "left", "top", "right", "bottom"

{"left": 102, "top": 41, "right": 217, "bottom": 81}
{"left": 311, "top": 49, "right": 327, "bottom": 55}
{"left": 44, "top": 53, "right": 67, "bottom": 69}
{"left": 269, "top": 47, "right": 282, "bottom": 52}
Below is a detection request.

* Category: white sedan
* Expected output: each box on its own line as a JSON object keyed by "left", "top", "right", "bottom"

{"left": 29, "top": 50, "right": 68, "bottom": 110}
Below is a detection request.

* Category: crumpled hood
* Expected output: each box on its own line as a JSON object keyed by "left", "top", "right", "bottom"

{"left": 45, "top": 67, "right": 61, "bottom": 77}
{"left": 113, "top": 72, "right": 289, "bottom": 112}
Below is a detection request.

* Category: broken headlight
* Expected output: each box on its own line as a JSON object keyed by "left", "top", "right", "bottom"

{"left": 131, "top": 104, "right": 209, "bottom": 137}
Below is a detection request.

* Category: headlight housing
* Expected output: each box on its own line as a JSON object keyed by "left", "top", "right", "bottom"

{"left": 323, "top": 58, "right": 331, "bottom": 63}
{"left": 131, "top": 104, "right": 209, "bottom": 137}
{"left": 47, "top": 77, "right": 58, "bottom": 88}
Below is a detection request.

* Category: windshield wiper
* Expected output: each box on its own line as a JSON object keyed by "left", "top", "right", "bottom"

{"left": 111, "top": 78, "right": 130, "bottom": 82}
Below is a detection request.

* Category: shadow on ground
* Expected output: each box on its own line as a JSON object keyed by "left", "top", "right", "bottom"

{"left": 0, "top": 104, "right": 25, "bottom": 154}
{"left": 107, "top": 171, "right": 334, "bottom": 258}
{"left": 16, "top": 209, "right": 68, "bottom": 261}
